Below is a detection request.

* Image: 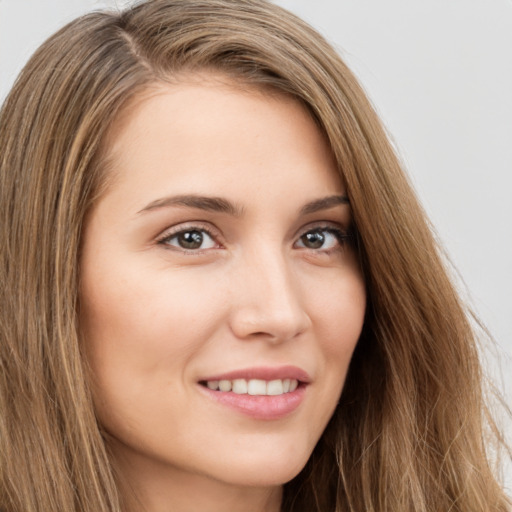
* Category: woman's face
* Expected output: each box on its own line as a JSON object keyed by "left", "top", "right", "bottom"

{"left": 80, "top": 76, "right": 366, "bottom": 494}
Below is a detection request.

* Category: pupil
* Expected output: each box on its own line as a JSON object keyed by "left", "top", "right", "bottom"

{"left": 179, "top": 231, "right": 203, "bottom": 249}
{"left": 303, "top": 231, "right": 324, "bottom": 249}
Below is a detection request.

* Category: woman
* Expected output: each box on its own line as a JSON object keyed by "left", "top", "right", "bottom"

{"left": 0, "top": 1, "right": 509, "bottom": 511}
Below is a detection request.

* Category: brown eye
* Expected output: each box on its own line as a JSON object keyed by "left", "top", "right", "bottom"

{"left": 300, "top": 231, "right": 325, "bottom": 249}
{"left": 295, "top": 228, "right": 349, "bottom": 251}
{"left": 177, "top": 231, "right": 204, "bottom": 249}
{"left": 161, "top": 229, "right": 216, "bottom": 251}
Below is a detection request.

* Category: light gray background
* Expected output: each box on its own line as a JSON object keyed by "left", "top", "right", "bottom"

{"left": 1, "top": 0, "right": 510, "bottom": 487}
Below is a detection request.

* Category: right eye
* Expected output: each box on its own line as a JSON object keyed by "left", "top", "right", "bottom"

{"left": 159, "top": 228, "right": 218, "bottom": 251}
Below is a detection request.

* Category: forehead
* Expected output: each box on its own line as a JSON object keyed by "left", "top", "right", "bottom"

{"left": 96, "top": 74, "right": 343, "bottom": 212}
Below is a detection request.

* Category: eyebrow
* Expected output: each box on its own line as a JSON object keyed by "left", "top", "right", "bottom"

{"left": 138, "top": 194, "right": 244, "bottom": 216}
{"left": 299, "top": 194, "right": 349, "bottom": 215}
{"left": 137, "top": 193, "right": 349, "bottom": 216}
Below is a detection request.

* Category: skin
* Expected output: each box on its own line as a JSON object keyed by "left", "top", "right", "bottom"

{"left": 80, "top": 75, "right": 366, "bottom": 512}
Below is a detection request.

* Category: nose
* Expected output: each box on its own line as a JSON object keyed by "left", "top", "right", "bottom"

{"left": 228, "top": 248, "right": 311, "bottom": 343}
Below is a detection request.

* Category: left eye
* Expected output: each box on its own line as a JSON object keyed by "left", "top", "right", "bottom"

{"left": 160, "top": 229, "right": 217, "bottom": 250}
{"left": 295, "top": 228, "right": 345, "bottom": 250}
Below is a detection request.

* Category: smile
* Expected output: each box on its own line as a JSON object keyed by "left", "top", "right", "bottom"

{"left": 202, "top": 378, "right": 299, "bottom": 396}
{"left": 197, "top": 366, "right": 309, "bottom": 419}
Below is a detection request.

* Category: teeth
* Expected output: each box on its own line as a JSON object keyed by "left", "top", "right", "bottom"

{"left": 248, "top": 379, "right": 266, "bottom": 395}
{"left": 232, "top": 379, "right": 248, "bottom": 394}
{"left": 218, "top": 380, "right": 232, "bottom": 392}
{"left": 267, "top": 379, "right": 284, "bottom": 395}
{"left": 204, "top": 378, "right": 300, "bottom": 396}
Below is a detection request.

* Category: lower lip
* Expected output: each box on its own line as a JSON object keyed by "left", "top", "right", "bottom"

{"left": 198, "top": 385, "right": 306, "bottom": 420}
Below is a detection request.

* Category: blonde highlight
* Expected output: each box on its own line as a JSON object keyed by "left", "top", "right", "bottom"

{"left": 0, "top": 1, "right": 509, "bottom": 511}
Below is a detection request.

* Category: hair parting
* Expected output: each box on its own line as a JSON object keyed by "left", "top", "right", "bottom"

{"left": 0, "top": 1, "right": 509, "bottom": 511}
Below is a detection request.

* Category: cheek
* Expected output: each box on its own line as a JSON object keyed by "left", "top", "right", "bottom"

{"left": 79, "top": 257, "right": 248, "bottom": 441}
{"left": 309, "top": 267, "right": 366, "bottom": 409}
{"left": 289, "top": 267, "right": 365, "bottom": 450}
{"left": 310, "top": 267, "right": 366, "bottom": 356}
{"left": 79, "top": 268, "right": 225, "bottom": 445}
{"left": 80, "top": 267, "right": 222, "bottom": 374}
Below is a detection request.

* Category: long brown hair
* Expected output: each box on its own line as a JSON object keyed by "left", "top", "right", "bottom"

{"left": 0, "top": 1, "right": 509, "bottom": 511}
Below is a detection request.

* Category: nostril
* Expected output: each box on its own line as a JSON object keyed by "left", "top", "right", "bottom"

{"left": 228, "top": 286, "right": 311, "bottom": 342}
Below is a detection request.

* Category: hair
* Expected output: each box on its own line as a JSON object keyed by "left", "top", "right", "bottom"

{"left": 0, "top": 1, "right": 509, "bottom": 511}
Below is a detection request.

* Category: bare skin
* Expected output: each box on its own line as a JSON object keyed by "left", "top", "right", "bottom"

{"left": 80, "top": 74, "right": 366, "bottom": 512}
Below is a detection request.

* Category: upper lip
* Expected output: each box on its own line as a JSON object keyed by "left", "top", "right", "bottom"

{"left": 199, "top": 365, "right": 311, "bottom": 383}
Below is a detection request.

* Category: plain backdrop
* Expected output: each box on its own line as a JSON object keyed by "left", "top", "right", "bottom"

{"left": 1, "top": 0, "right": 511, "bottom": 488}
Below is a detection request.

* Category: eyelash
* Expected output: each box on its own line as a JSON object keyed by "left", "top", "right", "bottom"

{"left": 295, "top": 226, "right": 352, "bottom": 254}
{"left": 155, "top": 222, "right": 221, "bottom": 254}
{"left": 156, "top": 223, "right": 352, "bottom": 255}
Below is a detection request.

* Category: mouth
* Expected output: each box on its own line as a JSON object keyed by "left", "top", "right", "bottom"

{"left": 199, "top": 377, "right": 301, "bottom": 396}
{"left": 197, "top": 366, "right": 309, "bottom": 419}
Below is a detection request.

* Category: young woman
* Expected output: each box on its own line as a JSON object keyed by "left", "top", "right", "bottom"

{"left": 0, "top": 1, "right": 509, "bottom": 511}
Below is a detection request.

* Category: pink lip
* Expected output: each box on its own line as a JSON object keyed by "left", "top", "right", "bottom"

{"left": 197, "top": 365, "right": 310, "bottom": 420}
{"left": 199, "top": 386, "right": 306, "bottom": 420}
{"left": 199, "top": 365, "right": 311, "bottom": 383}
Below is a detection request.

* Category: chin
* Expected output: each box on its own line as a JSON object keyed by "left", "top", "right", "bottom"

{"left": 207, "top": 443, "right": 312, "bottom": 488}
